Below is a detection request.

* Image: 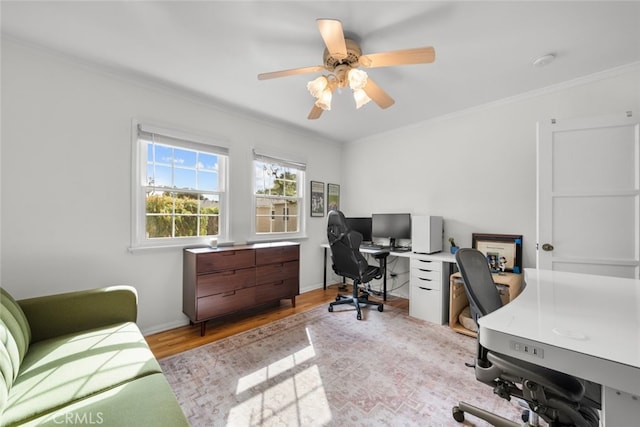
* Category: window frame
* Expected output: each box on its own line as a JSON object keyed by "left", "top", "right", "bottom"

{"left": 251, "top": 150, "right": 307, "bottom": 241}
{"left": 130, "top": 120, "right": 229, "bottom": 251}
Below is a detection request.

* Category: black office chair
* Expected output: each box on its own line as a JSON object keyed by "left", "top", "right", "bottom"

{"left": 452, "top": 248, "right": 601, "bottom": 427}
{"left": 326, "top": 210, "right": 384, "bottom": 320}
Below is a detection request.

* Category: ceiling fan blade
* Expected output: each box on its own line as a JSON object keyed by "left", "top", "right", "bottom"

{"left": 258, "top": 66, "right": 325, "bottom": 80}
{"left": 317, "top": 19, "right": 347, "bottom": 60}
{"left": 308, "top": 104, "right": 323, "bottom": 120}
{"left": 360, "top": 46, "right": 435, "bottom": 68}
{"left": 363, "top": 78, "right": 395, "bottom": 109}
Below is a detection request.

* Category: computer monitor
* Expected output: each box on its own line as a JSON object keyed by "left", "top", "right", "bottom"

{"left": 372, "top": 213, "right": 412, "bottom": 247}
{"left": 345, "top": 217, "right": 372, "bottom": 242}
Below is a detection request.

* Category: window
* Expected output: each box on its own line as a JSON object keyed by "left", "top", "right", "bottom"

{"left": 132, "top": 122, "right": 228, "bottom": 249}
{"left": 253, "top": 151, "right": 306, "bottom": 238}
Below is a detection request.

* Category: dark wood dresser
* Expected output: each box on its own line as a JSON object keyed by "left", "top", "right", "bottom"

{"left": 183, "top": 242, "right": 300, "bottom": 335}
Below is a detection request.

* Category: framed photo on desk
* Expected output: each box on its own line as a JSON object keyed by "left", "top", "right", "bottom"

{"left": 472, "top": 233, "right": 523, "bottom": 273}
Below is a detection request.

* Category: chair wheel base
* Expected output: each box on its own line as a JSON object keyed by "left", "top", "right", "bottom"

{"left": 327, "top": 282, "right": 384, "bottom": 321}
{"left": 452, "top": 406, "right": 465, "bottom": 422}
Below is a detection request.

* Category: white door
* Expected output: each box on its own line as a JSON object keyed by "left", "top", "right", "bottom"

{"left": 537, "top": 112, "right": 640, "bottom": 278}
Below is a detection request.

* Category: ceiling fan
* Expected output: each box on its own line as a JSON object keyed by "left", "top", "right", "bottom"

{"left": 257, "top": 19, "right": 436, "bottom": 120}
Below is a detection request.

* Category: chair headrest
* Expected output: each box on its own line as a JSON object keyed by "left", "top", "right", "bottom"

{"left": 327, "top": 210, "right": 348, "bottom": 244}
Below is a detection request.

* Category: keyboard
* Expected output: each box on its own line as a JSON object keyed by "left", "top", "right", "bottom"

{"left": 360, "top": 244, "right": 385, "bottom": 250}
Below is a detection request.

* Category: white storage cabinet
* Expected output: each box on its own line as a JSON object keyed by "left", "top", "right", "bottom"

{"left": 409, "top": 256, "right": 449, "bottom": 324}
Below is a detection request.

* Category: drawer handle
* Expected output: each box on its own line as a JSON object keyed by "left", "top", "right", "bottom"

{"left": 418, "top": 268, "right": 433, "bottom": 272}
{"left": 418, "top": 260, "right": 433, "bottom": 263}
{"left": 418, "top": 277, "right": 432, "bottom": 282}
{"left": 418, "top": 286, "right": 433, "bottom": 291}
{"left": 222, "top": 291, "right": 236, "bottom": 297}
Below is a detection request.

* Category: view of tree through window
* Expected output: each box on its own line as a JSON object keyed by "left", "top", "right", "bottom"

{"left": 145, "top": 143, "right": 223, "bottom": 238}
{"left": 254, "top": 160, "right": 302, "bottom": 234}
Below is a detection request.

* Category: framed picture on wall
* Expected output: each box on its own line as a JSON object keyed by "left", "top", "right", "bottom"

{"left": 472, "top": 233, "right": 523, "bottom": 274}
{"left": 327, "top": 183, "right": 340, "bottom": 213}
{"left": 310, "top": 181, "right": 325, "bottom": 217}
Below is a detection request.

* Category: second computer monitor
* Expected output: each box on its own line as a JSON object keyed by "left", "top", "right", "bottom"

{"left": 372, "top": 213, "right": 411, "bottom": 247}
{"left": 345, "top": 217, "right": 372, "bottom": 242}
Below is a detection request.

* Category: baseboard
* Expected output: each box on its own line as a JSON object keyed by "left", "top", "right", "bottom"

{"left": 142, "top": 319, "right": 191, "bottom": 336}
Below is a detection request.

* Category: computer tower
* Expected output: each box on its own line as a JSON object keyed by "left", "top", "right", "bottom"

{"left": 411, "top": 215, "right": 443, "bottom": 254}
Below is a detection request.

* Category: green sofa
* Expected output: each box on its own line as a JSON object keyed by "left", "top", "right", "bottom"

{"left": 0, "top": 286, "right": 189, "bottom": 426}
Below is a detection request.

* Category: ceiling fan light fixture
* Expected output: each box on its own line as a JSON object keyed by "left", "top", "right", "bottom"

{"left": 347, "top": 68, "right": 368, "bottom": 90}
{"left": 315, "top": 88, "right": 332, "bottom": 110}
{"left": 259, "top": 18, "right": 436, "bottom": 120}
{"left": 307, "top": 75, "right": 329, "bottom": 98}
{"left": 353, "top": 88, "right": 371, "bottom": 109}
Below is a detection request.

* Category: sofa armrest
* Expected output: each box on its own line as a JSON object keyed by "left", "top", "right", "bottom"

{"left": 18, "top": 286, "right": 138, "bottom": 343}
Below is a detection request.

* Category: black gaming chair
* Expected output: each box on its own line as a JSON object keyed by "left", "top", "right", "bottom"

{"left": 326, "top": 210, "right": 384, "bottom": 320}
{"left": 452, "top": 248, "right": 601, "bottom": 427}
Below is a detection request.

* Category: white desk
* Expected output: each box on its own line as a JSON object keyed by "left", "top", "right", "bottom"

{"left": 320, "top": 242, "right": 454, "bottom": 305}
{"left": 479, "top": 268, "right": 640, "bottom": 426}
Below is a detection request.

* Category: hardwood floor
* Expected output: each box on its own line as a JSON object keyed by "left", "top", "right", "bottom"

{"left": 146, "top": 283, "right": 409, "bottom": 359}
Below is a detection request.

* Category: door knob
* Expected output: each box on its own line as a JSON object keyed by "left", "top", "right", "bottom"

{"left": 542, "top": 243, "right": 554, "bottom": 252}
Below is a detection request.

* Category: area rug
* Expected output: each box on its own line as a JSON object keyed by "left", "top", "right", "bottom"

{"left": 159, "top": 304, "right": 524, "bottom": 426}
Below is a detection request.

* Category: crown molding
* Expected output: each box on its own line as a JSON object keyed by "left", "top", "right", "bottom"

{"left": 424, "top": 61, "right": 640, "bottom": 126}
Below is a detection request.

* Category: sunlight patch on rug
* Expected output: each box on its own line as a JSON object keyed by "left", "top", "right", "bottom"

{"left": 160, "top": 304, "right": 524, "bottom": 426}
{"left": 229, "top": 364, "right": 331, "bottom": 426}
{"left": 236, "top": 329, "right": 316, "bottom": 394}
{"left": 230, "top": 327, "right": 331, "bottom": 426}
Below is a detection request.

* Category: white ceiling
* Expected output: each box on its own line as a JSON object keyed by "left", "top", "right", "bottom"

{"left": 2, "top": 1, "right": 640, "bottom": 143}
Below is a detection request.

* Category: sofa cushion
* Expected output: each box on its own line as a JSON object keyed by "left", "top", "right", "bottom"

{"left": 1, "top": 288, "right": 32, "bottom": 412}
{"left": 2, "top": 322, "right": 162, "bottom": 425}
{"left": 15, "top": 373, "right": 188, "bottom": 426}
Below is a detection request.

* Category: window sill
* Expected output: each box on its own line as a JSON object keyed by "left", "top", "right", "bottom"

{"left": 128, "top": 243, "right": 199, "bottom": 253}
{"left": 248, "top": 235, "right": 308, "bottom": 244}
{"left": 129, "top": 235, "right": 309, "bottom": 253}
{"left": 128, "top": 239, "right": 226, "bottom": 253}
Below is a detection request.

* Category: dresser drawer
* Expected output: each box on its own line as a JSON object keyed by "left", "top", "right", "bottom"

{"left": 196, "top": 287, "right": 255, "bottom": 320}
{"left": 196, "top": 267, "right": 256, "bottom": 297}
{"left": 256, "top": 260, "right": 299, "bottom": 285}
{"left": 196, "top": 249, "right": 255, "bottom": 273}
{"left": 256, "top": 245, "right": 299, "bottom": 265}
{"left": 254, "top": 278, "right": 298, "bottom": 302}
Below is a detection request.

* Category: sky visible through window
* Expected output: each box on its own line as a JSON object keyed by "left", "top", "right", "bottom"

{"left": 147, "top": 143, "right": 219, "bottom": 191}
{"left": 254, "top": 160, "right": 300, "bottom": 196}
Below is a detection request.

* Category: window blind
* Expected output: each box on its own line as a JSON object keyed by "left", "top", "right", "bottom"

{"left": 253, "top": 149, "right": 306, "bottom": 171}
{"left": 138, "top": 123, "right": 229, "bottom": 155}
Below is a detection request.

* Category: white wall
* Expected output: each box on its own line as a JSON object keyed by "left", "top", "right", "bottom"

{"left": 341, "top": 64, "right": 640, "bottom": 298}
{"left": 1, "top": 40, "right": 341, "bottom": 334}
